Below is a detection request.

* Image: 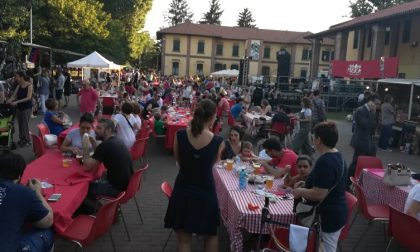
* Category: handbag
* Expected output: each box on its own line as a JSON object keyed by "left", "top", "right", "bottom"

{"left": 383, "top": 163, "right": 411, "bottom": 186}
{"left": 295, "top": 156, "right": 345, "bottom": 227}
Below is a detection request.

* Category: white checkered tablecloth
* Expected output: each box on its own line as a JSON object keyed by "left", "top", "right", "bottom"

{"left": 213, "top": 163, "right": 296, "bottom": 252}
{"left": 359, "top": 169, "right": 411, "bottom": 211}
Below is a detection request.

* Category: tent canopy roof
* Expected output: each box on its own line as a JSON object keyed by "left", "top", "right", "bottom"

{"left": 378, "top": 78, "right": 420, "bottom": 87}
{"left": 67, "top": 51, "right": 120, "bottom": 69}
{"left": 210, "top": 69, "right": 239, "bottom": 77}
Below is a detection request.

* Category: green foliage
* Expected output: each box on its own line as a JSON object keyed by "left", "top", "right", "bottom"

{"left": 0, "top": 0, "right": 30, "bottom": 41}
{"left": 349, "top": 0, "right": 414, "bottom": 17}
{"left": 237, "top": 8, "right": 256, "bottom": 28}
{"left": 199, "top": 0, "right": 223, "bottom": 25}
{"left": 167, "top": 0, "right": 193, "bottom": 26}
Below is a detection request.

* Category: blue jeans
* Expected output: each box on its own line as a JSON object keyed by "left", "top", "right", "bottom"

{"left": 379, "top": 124, "right": 393, "bottom": 149}
{"left": 18, "top": 228, "right": 54, "bottom": 252}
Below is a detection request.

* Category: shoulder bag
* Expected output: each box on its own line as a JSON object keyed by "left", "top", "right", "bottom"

{"left": 295, "top": 156, "right": 344, "bottom": 227}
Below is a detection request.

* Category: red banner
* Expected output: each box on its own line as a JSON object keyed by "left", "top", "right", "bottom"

{"left": 331, "top": 57, "right": 399, "bottom": 78}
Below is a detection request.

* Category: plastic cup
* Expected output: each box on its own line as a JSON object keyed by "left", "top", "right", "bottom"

{"left": 253, "top": 163, "right": 262, "bottom": 175}
{"left": 62, "top": 158, "right": 72, "bottom": 168}
{"left": 226, "top": 159, "right": 234, "bottom": 171}
{"left": 265, "top": 175, "right": 274, "bottom": 190}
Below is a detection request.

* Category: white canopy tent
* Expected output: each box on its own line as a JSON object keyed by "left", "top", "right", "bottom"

{"left": 210, "top": 69, "right": 239, "bottom": 77}
{"left": 377, "top": 78, "right": 420, "bottom": 120}
{"left": 67, "top": 51, "right": 121, "bottom": 82}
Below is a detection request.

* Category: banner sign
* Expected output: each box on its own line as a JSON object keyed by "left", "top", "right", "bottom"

{"left": 331, "top": 57, "right": 399, "bottom": 78}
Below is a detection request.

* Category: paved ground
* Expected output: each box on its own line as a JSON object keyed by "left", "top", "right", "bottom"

{"left": 10, "top": 95, "right": 417, "bottom": 252}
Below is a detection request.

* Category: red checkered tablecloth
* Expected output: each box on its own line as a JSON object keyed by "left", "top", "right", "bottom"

{"left": 359, "top": 168, "right": 411, "bottom": 211}
{"left": 213, "top": 163, "right": 296, "bottom": 252}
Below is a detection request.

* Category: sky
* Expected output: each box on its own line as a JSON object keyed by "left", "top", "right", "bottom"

{"left": 144, "top": 0, "right": 352, "bottom": 37}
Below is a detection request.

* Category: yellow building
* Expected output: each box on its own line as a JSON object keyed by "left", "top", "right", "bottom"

{"left": 307, "top": 1, "right": 420, "bottom": 79}
{"left": 156, "top": 23, "right": 334, "bottom": 81}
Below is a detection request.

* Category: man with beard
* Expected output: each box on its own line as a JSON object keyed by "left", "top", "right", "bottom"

{"left": 82, "top": 118, "right": 133, "bottom": 197}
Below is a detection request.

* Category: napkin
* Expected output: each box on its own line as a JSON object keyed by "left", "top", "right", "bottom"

{"left": 289, "top": 224, "right": 309, "bottom": 252}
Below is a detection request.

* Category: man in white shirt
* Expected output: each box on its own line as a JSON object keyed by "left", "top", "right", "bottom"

{"left": 112, "top": 102, "right": 138, "bottom": 149}
{"left": 404, "top": 183, "right": 420, "bottom": 220}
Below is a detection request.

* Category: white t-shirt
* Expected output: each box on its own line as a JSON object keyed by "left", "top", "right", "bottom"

{"left": 182, "top": 86, "right": 192, "bottom": 99}
{"left": 404, "top": 183, "right": 420, "bottom": 220}
{"left": 301, "top": 108, "right": 312, "bottom": 118}
{"left": 133, "top": 114, "right": 142, "bottom": 135}
{"left": 112, "top": 113, "right": 136, "bottom": 149}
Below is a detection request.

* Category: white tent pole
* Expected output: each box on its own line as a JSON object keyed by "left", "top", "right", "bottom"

{"left": 408, "top": 83, "right": 414, "bottom": 120}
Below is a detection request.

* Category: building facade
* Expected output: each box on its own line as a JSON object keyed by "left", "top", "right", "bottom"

{"left": 307, "top": 1, "right": 420, "bottom": 79}
{"left": 157, "top": 23, "right": 334, "bottom": 81}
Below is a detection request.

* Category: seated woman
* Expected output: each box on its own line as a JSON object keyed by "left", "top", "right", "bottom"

{"left": 257, "top": 99, "right": 272, "bottom": 116}
{"left": 60, "top": 113, "right": 96, "bottom": 155}
{"left": 221, "top": 126, "right": 244, "bottom": 160}
{"left": 238, "top": 141, "right": 258, "bottom": 162}
{"left": 282, "top": 155, "right": 312, "bottom": 188}
{"left": 404, "top": 183, "right": 420, "bottom": 220}
{"left": 44, "top": 98, "right": 65, "bottom": 136}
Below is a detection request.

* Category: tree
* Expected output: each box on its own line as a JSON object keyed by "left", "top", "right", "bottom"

{"left": 349, "top": 0, "right": 414, "bottom": 17}
{"left": 237, "top": 8, "right": 256, "bottom": 28}
{"left": 199, "top": 0, "right": 223, "bottom": 25}
{"left": 167, "top": 0, "right": 193, "bottom": 26}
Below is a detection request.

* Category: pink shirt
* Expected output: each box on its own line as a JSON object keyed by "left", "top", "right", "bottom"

{"left": 217, "top": 97, "right": 230, "bottom": 116}
{"left": 270, "top": 148, "right": 298, "bottom": 176}
{"left": 79, "top": 88, "right": 99, "bottom": 113}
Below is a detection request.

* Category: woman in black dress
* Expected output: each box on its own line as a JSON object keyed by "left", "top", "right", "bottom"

{"left": 164, "top": 99, "right": 224, "bottom": 252}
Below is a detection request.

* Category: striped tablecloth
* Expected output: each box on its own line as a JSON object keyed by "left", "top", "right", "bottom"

{"left": 359, "top": 168, "right": 411, "bottom": 211}
{"left": 213, "top": 163, "right": 296, "bottom": 252}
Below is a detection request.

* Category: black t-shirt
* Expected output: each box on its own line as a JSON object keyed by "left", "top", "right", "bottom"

{"left": 92, "top": 136, "right": 133, "bottom": 191}
{"left": 305, "top": 152, "right": 348, "bottom": 232}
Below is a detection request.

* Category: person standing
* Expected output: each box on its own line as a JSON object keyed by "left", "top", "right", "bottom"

{"left": 292, "top": 97, "right": 313, "bottom": 156}
{"left": 78, "top": 79, "right": 99, "bottom": 117}
{"left": 164, "top": 99, "right": 224, "bottom": 252}
{"left": 63, "top": 68, "right": 72, "bottom": 108}
{"left": 348, "top": 94, "right": 381, "bottom": 182}
{"left": 55, "top": 68, "right": 65, "bottom": 110}
{"left": 38, "top": 69, "right": 50, "bottom": 114}
{"left": 6, "top": 71, "right": 33, "bottom": 147}
{"left": 311, "top": 90, "right": 326, "bottom": 128}
{"left": 292, "top": 122, "right": 347, "bottom": 252}
{"left": 379, "top": 95, "right": 395, "bottom": 151}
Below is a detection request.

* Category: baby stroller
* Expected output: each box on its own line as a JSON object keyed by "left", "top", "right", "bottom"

{"left": 0, "top": 104, "right": 16, "bottom": 150}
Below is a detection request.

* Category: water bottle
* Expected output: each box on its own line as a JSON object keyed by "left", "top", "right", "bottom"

{"left": 239, "top": 169, "right": 247, "bottom": 190}
{"left": 235, "top": 155, "right": 241, "bottom": 165}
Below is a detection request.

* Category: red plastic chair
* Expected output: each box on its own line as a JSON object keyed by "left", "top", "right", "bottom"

{"left": 130, "top": 137, "right": 149, "bottom": 162}
{"left": 265, "top": 226, "right": 317, "bottom": 252}
{"left": 386, "top": 205, "right": 420, "bottom": 252}
{"left": 59, "top": 192, "right": 125, "bottom": 252}
{"left": 338, "top": 192, "right": 358, "bottom": 250}
{"left": 351, "top": 176, "right": 389, "bottom": 251}
{"left": 37, "top": 123, "right": 58, "bottom": 148}
{"left": 30, "top": 131, "right": 46, "bottom": 158}
{"left": 119, "top": 164, "right": 149, "bottom": 240}
{"left": 355, "top": 156, "right": 383, "bottom": 180}
{"left": 102, "top": 97, "right": 116, "bottom": 115}
{"left": 161, "top": 181, "right": 173, "bottom": 251}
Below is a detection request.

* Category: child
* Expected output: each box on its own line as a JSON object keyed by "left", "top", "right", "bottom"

{"left": 160, "top": 105, "right": 169, "bottom": 121}
{"left": 154, "top": 112, "right": 165, "bottom": 135}
{"left": 239, "top": 141, "right": 258, "bottom": 162}
{"left": 282, "top": 155, "right": 312, "bottom": 188}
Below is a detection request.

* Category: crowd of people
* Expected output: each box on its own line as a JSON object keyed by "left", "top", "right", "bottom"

{"left": 1, "top": 66, "right": 420, "bottom": 252}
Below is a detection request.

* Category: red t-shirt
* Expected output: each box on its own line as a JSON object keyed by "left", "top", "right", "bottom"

{"left": 79, "top": 88, "right": 99, "bottom": 113}
{"left": 270, "top": 148, "right": 298, "bottom": 176}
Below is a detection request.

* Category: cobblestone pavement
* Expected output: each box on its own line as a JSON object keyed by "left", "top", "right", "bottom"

{"left": 10, "top": 95, "right": 415, "bottom": 251}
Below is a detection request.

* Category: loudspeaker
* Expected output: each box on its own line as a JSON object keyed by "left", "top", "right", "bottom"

{"left": 238, "top": 59, "right": 244, "bottom": 85}
{"left": 277, "top": 51, "right": 290, "bottom": 84}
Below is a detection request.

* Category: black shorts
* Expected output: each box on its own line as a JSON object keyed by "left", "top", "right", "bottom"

{"left": 55, "top": 89, "right": 63, "bottom": 100}
{"left": 64, "top": 84, "right": 71, "bottom": 96}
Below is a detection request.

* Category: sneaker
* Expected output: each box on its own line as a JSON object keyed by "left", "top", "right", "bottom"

{"left": 30, "top": 114, "right": 37, "bottom": 118}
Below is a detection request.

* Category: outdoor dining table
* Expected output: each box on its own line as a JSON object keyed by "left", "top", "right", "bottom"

{"left": 20, "top": 150, "right": 104, "bottom": 234}
{"left": 359, "top": 168, "right": 412, "bottom": 211}
{"left": 213, "top": 162, "right": 296, "bottom": 252}
{"left": 243, "top": 112, "right": 272, "bottom": 136}
{"left": 164, "top": 107, "right": 193, "bottom": 150}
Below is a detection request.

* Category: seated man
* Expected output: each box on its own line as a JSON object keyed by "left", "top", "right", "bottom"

{"left": 259, "top": 138, "right": 298, "bottom": 178}
{"left": 0, "top": 151, "right": 54, "bottom": 251}
{"left": 230, "top": 97, "right": 244, "bottom": 121}
{"left": 82, "top": 119, "right": 133, "bottom": 197}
